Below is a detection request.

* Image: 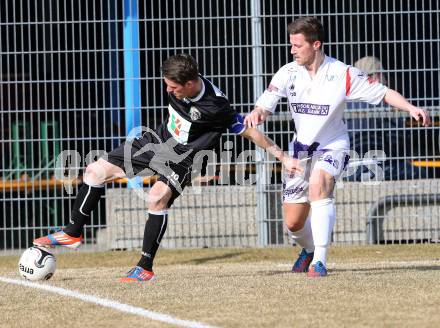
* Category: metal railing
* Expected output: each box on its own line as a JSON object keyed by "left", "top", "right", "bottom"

{"left": 1, "top": 0, "right": 439, "bottom": 252}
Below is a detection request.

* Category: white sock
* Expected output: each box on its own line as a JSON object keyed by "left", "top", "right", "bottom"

{"left": 289, "top": 216, "right": 314, "bottom": 253}
{"left": 310, "top": 198, "right": 336, "bottom": 266}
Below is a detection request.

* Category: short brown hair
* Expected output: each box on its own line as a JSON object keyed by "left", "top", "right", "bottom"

{"left": 287, "top": 17, "right": 325, "bottom": 47}
{"left": 161, "top": 53, "right": 199, "bottom": 85}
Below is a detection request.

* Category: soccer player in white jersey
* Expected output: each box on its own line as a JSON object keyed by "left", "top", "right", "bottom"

{"left": 245, "top": 17, "right": 431, "bottom": 277}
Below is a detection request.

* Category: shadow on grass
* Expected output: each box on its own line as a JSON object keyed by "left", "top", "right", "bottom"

{"left": 58, "top": 277, "right": 77, "bottom": 282}
{"left": 255, "top": 265, "right": 440, "bottom": 277}
{"left": 182, "top": 251, "right": 246, "bottom": 265}
{"left": 333, "top": 264, "right": 440, "bottom": 275}
{"left": 255, "top": 270, "right": 291, "bottom": 276}
{"left": 193, "top": 270, "right": 290, "bottom": 278}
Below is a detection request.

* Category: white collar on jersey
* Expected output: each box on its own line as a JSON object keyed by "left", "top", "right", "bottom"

{"left": 183, "top": 77, "right": 205, "bottom": 103}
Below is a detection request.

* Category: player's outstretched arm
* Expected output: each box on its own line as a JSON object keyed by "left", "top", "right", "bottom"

{"left": 383, "top": 89, "right": 431, "bottom": 126}
{"left": 243, "top": 106, "right": 271, "bottom": 128}
{"left": 240, "top": 127, "right": 302, "bottom": 173}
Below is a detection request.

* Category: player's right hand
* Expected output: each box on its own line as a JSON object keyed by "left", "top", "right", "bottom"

{"left": 409, "top": 107, "right": 431, "bottom": 127}
{"left": 244, "top": 107, "right": 269, "bottom": 128}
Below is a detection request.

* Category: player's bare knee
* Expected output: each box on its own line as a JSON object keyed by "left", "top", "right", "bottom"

{"left": 148, "top": 184, "right": 171, "bottom": 211}
{"left": 147, "top": 196, "right": 169, "bottom": 211}
{"left": 84, "top": 162, "right": 108, "bottom": 186}
{"left": 283, "top": 202, "right": 310, "bottom": 232}
{"left": 308, "top": 190, "right": 322, "bottom": 202}
{"left": 308, "top": 185, "right": 332, "bottom": 202}
{"left": 84, "top": 159, "right": 125, "bottom": 186}
{"left": 285, "top": 220, "right": 305, "bottom": 232}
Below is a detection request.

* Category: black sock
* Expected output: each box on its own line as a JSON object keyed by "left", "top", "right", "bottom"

{"left": 63, "top": 184, "right": 104, "bottom": 237}
{"left": 137, "top": 212, "right": 168, "bottom": 271}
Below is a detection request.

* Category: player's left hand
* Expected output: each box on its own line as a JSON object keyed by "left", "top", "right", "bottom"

{"left": 244, "top": 107, "right": 270, "bottom": 128}
{"left": 410, "top": 107, "right": 431, "bottom": 127}
{"left": 282, "top": 156, "right": 303, "bottom": 174}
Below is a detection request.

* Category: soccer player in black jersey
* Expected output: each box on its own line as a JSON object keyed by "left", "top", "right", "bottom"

{"left": 34, "top": 54, "right": 300, "bottom": 281}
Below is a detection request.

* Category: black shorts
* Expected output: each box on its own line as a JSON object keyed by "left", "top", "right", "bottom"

{"left": 106, "top": 131, "right": 193, "bottom": 207}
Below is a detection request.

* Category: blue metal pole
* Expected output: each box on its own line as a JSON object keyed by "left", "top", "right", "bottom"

{"left": 123, "top": 0, "right": 142, "bottom": 188}
{"left": 110, "top": 0, "right": 120, "bottom": 149}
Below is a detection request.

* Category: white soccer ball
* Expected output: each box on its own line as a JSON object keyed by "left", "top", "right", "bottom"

{"left": 18, "top": 246, "right": 56, "bottom": 281}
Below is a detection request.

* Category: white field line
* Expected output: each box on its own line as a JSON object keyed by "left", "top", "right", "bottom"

{"left": 0, "top": 276, "right": 217, "bottom": 328}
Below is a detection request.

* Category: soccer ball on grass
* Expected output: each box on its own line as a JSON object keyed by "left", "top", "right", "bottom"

{"left": 18, "top": 246, "right": 56, "bottom": 281}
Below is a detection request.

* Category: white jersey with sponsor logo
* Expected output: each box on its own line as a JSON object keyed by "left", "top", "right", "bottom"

{"left": 256, "top": 55, "right": 388, "bottom": 150}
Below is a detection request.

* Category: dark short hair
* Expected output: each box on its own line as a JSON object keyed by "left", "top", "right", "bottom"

{"left": 161, "top": 53, "right": 199, "bottom": 85}
{"left": 287, "top": 17, "right": 325, "bottom": 46}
